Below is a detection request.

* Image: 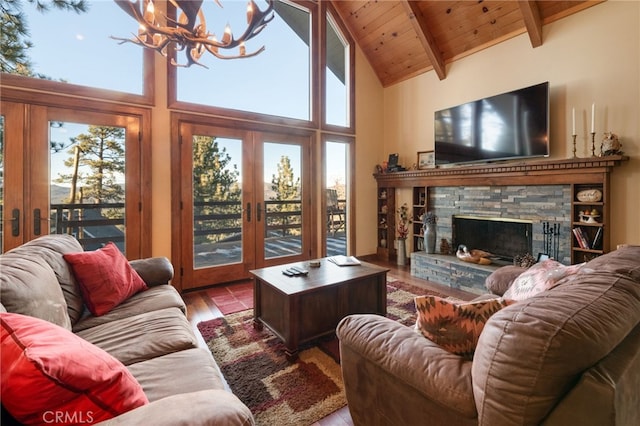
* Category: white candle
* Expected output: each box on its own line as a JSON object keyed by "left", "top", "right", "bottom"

{"left": 572, "top": 108, "right": 576, "bottom": 135}
{"left": 591, "top": 103, "right": 595, "bottom": 133}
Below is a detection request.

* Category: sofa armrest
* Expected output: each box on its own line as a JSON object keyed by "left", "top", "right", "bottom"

{"left": 336, "top": 314, "right": 476, "bottom": 418}
{"left": 96, "top": 390, "right": 254, "bottom": 426}
{"left": 129, "top": 257, "right": 174, "bottom": 286}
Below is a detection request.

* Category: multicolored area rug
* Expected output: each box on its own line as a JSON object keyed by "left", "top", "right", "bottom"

{"left": 196, "top": 281, "right": 461, "bottom": 426}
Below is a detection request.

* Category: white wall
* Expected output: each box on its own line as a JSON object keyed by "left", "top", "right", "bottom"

{"left": 379, "top": 1, "right": 639, "bottom": 247}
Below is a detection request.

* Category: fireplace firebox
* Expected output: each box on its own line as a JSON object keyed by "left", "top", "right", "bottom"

{"left": 452, "top": 216, "right": 532, "bottom": 263}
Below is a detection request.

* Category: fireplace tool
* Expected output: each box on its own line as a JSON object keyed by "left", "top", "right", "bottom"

{"left": 543, "top": 222, "right": 560, "bottom": 260}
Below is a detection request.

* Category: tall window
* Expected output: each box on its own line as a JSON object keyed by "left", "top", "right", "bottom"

{"left": 176, "top": 1, "right": 312, "bottom": 121}
{"left": 15, "top": 1, "right": 145, "bottom": 95}
{"left": 325, "top": 10, "right": 351, "bottom": 128}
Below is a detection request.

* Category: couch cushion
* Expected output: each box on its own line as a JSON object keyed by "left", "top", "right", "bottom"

{"left": 472, "top": 253, "right": 640, "bottom": 425}
{"left": 582, "top": 245, "right": 640, "bottom": 280}
{"left": 75, "top": 307, "right": 198, "bottom": 365}
{"left": 485, "top": 265, "right": 527, "bottom": 296}
{"left": 11, "top": 234, "right": 85, "bottom": 325}
{"left": 1, "top": 313, "right": 148, "bottom": 424}
{"left": 72, "top": 284, "right": 186, "bottom": 332}
{"left": 414, "top": 295, "right": 510, "bottom": 359}
{"left": 64, "top": 242, "right": 148, "bottom": 316}
{"left": 0, "top": 253, "right": 71, "bottom": 330}
{"left": 503, "top": 260, "right": 584, "bottom": 301}
{"left": 127, "top": 347, "right": 226, "bottom": 402}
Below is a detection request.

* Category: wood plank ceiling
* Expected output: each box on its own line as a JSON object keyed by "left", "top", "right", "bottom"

{"left": 330, "top": 0, "right": 604, "bottom": 87}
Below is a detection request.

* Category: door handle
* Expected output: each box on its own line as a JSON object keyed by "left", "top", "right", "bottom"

{"left": 11, "top": 208, "right": 20, "bottom": 237}
{"left": 246, "top": 202, "right": 251, "bottom": 222}
{"left": 33, "top": 208, "right": 42, "bottom": 235}
{"left": 256, "top": 203, "right": 262, "bottom": 222}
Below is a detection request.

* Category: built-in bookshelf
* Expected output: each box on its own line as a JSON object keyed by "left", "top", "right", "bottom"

{"left": 571, "top": 183, "right": 608, "bottom": 263}
{"left": 412, "top": 186, "right": 427, "bottom": 252}
{"left": 376, "top": 187, "right": 395, "bottom": 261}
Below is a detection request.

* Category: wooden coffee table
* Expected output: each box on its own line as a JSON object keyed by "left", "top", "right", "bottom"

{"left": 250, "top": 258, "right": 389, "bottom": 361}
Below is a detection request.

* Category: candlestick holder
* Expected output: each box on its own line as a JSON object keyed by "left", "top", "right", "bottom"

{"left": 590, "top": 132, "right": 596, "bottom": 157}
{"left": 572, "top": 134, "right": 577, "bottom": 158}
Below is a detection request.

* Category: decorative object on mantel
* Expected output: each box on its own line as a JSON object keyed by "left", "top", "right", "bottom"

{"left": 456, "top": 244, "right": 492, "bottom": 265}
{"left": 590, "top": 103, "right": 597, "bottom": 157}
{"left": 112, "top": 0, "right": 274, "bottom": 67}
{"left": 513, "top": 253, "right": 536, "bottom": 268}
{"left": 417, "top": 151, "right": 435, "bottom": 170}
{"left": 396, "top": 203, "right": 409, "bottom": 266}
{"left": 576, "top": 188, "right": 603, "bottom": 202}
{"left": 422, "top": 211, "right": 437, "bottom": 254}
{"left": 570, "top": 107, "right": 579, "bottom": 158}
{"left": 600, "top": 132, "right": 623, "bottom": 156}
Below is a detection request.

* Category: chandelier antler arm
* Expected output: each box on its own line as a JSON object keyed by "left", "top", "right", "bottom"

{"left": 113, "top": 0, "right": 147, "bottom": 22}
{"left": 237, "top": 0, "right": 275, "bottom": 42}
{"left": 113, "top": 0, "right": 275, "bottom": 67}
{"left": 172, "top": 0, "right": 203, "bottom": 32}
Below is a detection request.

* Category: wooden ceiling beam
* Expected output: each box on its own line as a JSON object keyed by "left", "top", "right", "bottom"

{"left": 401, "top": 1, "right": 446, "bottom": 80}
{"left": 518, "top": 1, "right": 543, "bottom": 48}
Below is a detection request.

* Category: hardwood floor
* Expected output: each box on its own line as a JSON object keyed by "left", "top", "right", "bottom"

{"left": 181, "top": 259, "right": 476, "bottom": 426}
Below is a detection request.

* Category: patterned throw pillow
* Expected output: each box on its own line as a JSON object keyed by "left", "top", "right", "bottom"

{"left": 414, "top": 296, "right": 510, "bottom": 359}
{"left": 503, "top": 260, "right": 585, "bottom": 301}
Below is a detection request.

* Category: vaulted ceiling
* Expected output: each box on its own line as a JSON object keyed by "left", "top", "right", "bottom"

{"left": 330, "top": 0, "right": 604, "bottom": 87}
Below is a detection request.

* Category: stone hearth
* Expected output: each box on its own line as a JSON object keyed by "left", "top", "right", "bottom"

{"left": 411, "top": 253, "right": 497, "bottom": 295}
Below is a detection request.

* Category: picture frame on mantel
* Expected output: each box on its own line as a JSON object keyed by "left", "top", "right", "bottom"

{"left": 418, "top": 151, "right": 435, "bottom": 169}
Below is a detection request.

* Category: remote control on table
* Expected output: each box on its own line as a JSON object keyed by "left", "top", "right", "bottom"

{"left": 289, "top": 266, "right": 309, "bottom": 276}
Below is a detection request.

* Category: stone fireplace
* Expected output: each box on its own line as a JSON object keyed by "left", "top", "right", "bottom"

{"left": 452, "top": 215, "right": 532, "bottom": 263}
{"left": 428, "top": 184, "right": 571, "bottom": 264}
{"left": 374, "top": 156, "right": 627, "bottom": 293}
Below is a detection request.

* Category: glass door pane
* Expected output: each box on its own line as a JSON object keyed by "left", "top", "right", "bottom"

{"left": 179, "top": 123, "right": 249, "bottom": 290}
{"left": 192, "top": 135, "right": 243, "bottom": 268}
{"left": 263, "top": 142, "right": 302, "bottom": 259}
{"left": 49, "top": 122, "right": 127, "bottom": 252}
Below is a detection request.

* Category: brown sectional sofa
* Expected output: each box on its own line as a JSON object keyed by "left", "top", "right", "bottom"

{"left": 337, "top": 245, "right": 640, "bottom": 426}
{"left": 1, "top": 234, "right": 254, "bottom": 425}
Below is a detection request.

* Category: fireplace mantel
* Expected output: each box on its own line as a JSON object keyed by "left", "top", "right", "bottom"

{"left": 374, "top": 155, "right": 629, "bottom": 187}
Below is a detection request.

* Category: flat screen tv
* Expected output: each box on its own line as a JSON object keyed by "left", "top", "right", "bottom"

{"left": 434, "top": 82, "right": 549, "bottom": 166}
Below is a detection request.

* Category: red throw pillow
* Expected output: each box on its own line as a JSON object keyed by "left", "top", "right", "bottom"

{"left": 63, "top": 242, "right": 148, "bottom": 316}
{"left": 0, "top": 313, "right": 148, "bottom": 425}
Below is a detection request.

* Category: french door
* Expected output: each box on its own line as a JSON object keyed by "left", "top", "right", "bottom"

{"left": 175, "top": 120, "right": 313, "bottom": 290}
{"left": 0, "top": 100, "right": 148, "bottom": 256}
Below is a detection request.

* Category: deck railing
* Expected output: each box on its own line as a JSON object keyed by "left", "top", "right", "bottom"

{"left": 1, "top": 199, "right": 346, "bottom": 256}
{"left": 49, "top": 200, "right": 305, "bottom": 248}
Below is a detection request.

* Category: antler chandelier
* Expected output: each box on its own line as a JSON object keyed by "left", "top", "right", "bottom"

{"left": 113, "top": 0, "right": 274, "bottom": 67}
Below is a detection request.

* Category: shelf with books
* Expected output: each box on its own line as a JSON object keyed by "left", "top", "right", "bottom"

{"left": 571, "top": 183, "right": 608, "bottom": 264}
